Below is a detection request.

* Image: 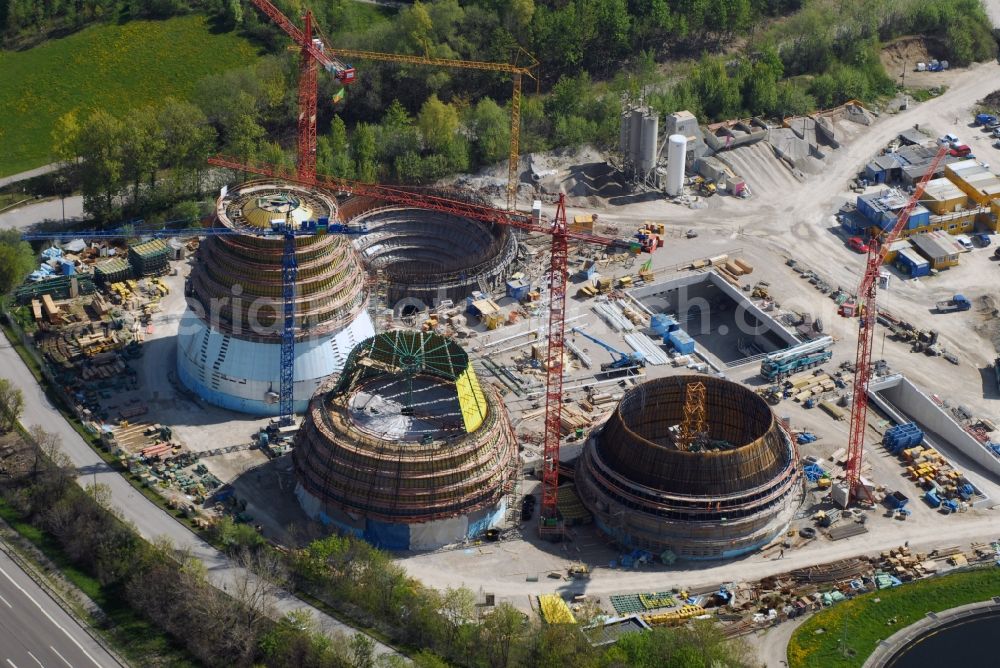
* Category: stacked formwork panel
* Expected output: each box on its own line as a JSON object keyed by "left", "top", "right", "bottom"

{"left": 93, "top": 258, "right": 131, "bottom": 286}
{"left": 293, "top": 331, "right": 519, "bottom": 550}
{"left": 128, "top": 239, "right": 170, "bottom": 277}
{"left": 576, "top": 375, "right": 801, "bottom": 560}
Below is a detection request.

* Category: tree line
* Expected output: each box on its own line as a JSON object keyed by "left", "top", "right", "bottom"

{"left": 214, "top": 517, "right": 760, "bottom": 668}
{"left": 26, "top": 0, "right": 1000, "bottom": 225}
{"left": 0, "top": 390, "right": 760, "bottom": 667}
{"left": 0, "top": 412, "right": 380, "bottom": 667}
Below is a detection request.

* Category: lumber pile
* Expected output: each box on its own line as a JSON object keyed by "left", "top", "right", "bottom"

{"left": 560, "top": 404, "right": 591, "bottom": 434}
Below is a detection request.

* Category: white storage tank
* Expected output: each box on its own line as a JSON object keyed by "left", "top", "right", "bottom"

{"left": 638, "top": 113, "right": 659, "bottom": 173}
{"left": 665, "top": 134, "right": 687, "bottom": 196}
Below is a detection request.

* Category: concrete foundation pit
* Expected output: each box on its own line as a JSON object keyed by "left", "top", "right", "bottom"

{"left": 632, "top": 272, "right": 800, "bottom": 367}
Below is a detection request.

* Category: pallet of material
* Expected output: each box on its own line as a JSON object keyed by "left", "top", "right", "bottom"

{"left": 724, "top": 261, "right": 745, "bottom": 276}
{"left": 559, "top": 405, "right": 590, "bottom": 434}
{"left": 828, "top": 523, "right": 869, "bottom": 541}
{"left": 733, "top": 258, "right": 754, "bottom": 274}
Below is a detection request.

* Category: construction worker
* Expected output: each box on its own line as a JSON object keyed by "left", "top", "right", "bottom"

{"left": 779, "top": 548, "right": 785, "bottom": 559}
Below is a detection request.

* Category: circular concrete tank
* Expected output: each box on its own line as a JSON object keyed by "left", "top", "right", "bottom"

{"left": 576, "top": 375, "right": 801, "bottom": 560}
{"left": 176, "top": 182, "right": 374, "bottom": 415}
{"left": 293, "top": 331, "right": 519, "bottom": 550}
{"left": 342, "top": 195, "right": 517, "bottom": 309}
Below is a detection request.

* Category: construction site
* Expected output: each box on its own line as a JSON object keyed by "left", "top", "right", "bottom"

{"left": 7, "top": 1, "right": 1000, "bottom": 662}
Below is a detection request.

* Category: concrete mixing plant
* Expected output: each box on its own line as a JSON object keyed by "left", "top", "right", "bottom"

{"left": 176, "top": 182, "right": 375, "bottom": 415}
{"left": 619, "top": 106, "right": 660, "bottom": 188}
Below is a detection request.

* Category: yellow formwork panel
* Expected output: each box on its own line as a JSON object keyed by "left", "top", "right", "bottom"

{"left": 456, "top": 365, "right": 488, "bottom": 433}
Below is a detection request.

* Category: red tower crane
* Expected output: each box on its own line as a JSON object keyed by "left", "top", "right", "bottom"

{"left": 844, "top": 145, "right": 947, "bottom": 501}
{"left": 208, "top": 155, "right": 615, "bottom": 533}
{"left": 246, "top": 0, "right": 356, "bottom": 181}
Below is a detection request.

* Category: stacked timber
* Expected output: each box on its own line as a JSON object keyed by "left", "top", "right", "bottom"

{"left": 560, "top": 405, "right": 591, "bottom": 434}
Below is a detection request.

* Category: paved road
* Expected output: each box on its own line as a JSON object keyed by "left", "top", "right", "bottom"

{"left": 0, "top": 334, "right": 398, "bottom": 658}
{"left": 0, "top": 548, "right": 119, "bottom": 668}
{"left": 0, "top": 196, "right": 83, "bottom": 231}
{"left": 0, "top": 164, "right": 63, "bottom": 189}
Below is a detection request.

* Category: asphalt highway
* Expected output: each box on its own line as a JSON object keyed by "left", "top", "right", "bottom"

{"left": 0, "top": 548, "right": 119, "bottom": 667}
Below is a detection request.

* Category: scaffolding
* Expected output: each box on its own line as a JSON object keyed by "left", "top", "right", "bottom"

{"left": 575, "top": 375, "right": 801, "bottom": 559}
{"left": 293, "top": 332, "right": 519, "bottom": 525}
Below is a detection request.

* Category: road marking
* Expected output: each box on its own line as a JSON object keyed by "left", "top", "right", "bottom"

{"left": 0, "top": 563, "right": 100, "bottom": 667}
{"left": 6, "top": 659, "right": 18, "bottom": 667}
{"left": 49, "top": 646, "right": 72, "bottom": 668}
{"left": 25, "top": 653, "right": 42, "bottom": 668}
{"left": 0, "top": 593, "right": 12, "bottom": 608}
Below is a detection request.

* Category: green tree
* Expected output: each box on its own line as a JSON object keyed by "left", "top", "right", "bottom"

{"left": 226, "top": 111, "right": 266, "bottom": 163}
{"left": 0, "top": 378, "right": 24, "bottom": 433}
{"left": 157, "top": 98, "right": 216, "bottom": 197}
{"left": 0, "top": 230, "right": 35, "bottom": 295}
{"left": 352, "top": 122, "right": 379, "bottom": 182}
{"left": 418, "top": 95, "right": 460, "bottom": 153}
{"left": 51, "top": 110, "right": 80, "bottom": 164}
{"left": 399, "top": 0, "right": 434, "bottom": 53}
{"left": 467, "top": 97, "right": 510, "bottom": 165}
{"left": 318, "top": 115, "right": 354, "bottom": 178}
{"left": 121, "top": 109, "right": 165, "bottom": 210}
{"left": 77, "top": 110, "right": 126, "bottom": 220}
{"left": 507, "top": 0, "right": 534, "bottom": 31}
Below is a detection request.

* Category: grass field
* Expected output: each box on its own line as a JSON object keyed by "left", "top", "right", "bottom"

{"left": 788, "top": 566, "right": 1000, "bottom": 667}
{"left": 0, "top": 15, "right": 260, "bottom": 177}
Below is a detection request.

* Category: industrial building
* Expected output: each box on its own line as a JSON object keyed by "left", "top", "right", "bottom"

{"left": 945, "top": 159, "right": 1000, "bottom": 206}
{"left": 575, "top": 376, "right": 802, "bottom": 560}
{"left": 292, "top": 331, "right": 518, "bottom": 550}
{"left": 856, "top": 189, "right": 931, "bottom": 235}
{"left": 344, "top": 195, "right": 518, "bottom": 306}
{"left": 176, "top": 182, "right": 375, "bottom": 415}
{"left": 910, "top": 231, "right": 961, "bottom": 269}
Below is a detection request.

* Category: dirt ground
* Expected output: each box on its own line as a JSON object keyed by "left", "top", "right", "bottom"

{"left": 880, "top": 36, "right": 953, "bottom": 89}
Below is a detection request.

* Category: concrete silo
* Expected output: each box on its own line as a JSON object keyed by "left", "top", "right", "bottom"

{"left": 665, "top": 134, "right": 688, "bottom": 196}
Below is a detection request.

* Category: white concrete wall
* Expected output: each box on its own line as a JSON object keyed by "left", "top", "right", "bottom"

{"left": 869, "top": 374, "right": 1000, "bottom": 480}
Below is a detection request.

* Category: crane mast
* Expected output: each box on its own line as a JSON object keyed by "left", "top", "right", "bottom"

{"left": 329, "top": 47, "right": 537, "bottom": 209}
{"left": 845, "top": 145, "right": 947, "bottom": 500}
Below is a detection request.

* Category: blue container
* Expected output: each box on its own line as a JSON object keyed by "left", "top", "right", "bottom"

{"left": 924, "top": 490, "right": 941, "bottom": 508}
{"left": 668, "top": 329, "right": 695, "bottom": 355}
{"left": 61, "top": 260, "right": 75, "bottom": 276}
{"left": 506, "top": 280, "right": 530, "bottom": 301}
{"left": 650, "top": 314, "right": 678, "bottom": 337}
